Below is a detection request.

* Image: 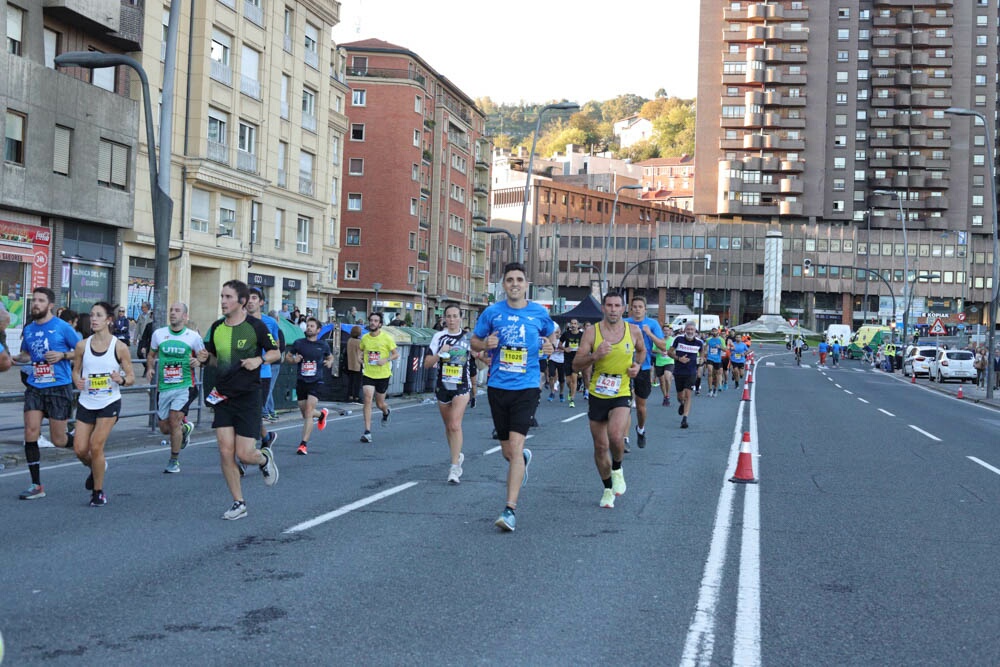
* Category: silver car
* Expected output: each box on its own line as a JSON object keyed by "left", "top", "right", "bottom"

{"left": 928, "top": 349, "right": 977, "bottom": 383}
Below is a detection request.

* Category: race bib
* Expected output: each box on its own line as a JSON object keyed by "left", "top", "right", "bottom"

{"left": 499, "top": 346, "right": 527, "bottom": 373}
{"left": 33, "top": 362, "right": 55, "bottom": 384}
{"left": 162, "top": 364, "right": 183, "bottom": 384}
{"left": 442, "top": 363, "right": 463, "bottom": 379}
{"left": 569, "top": 343, "right": 579, "bottom": 351}
{"left": 594, "top": 373, "right": 622, "bottom": 397}
{"left": 301, "top": 360, "right": 317, "bottom": 377}
{"left": 367, "top": 351, "right": 381, "bottom": 365}
{"left": 87, "top": 373, "right": 112, "bottom": 397}
{"left": 710, "top": 346, "right": 720, "bottom": 356}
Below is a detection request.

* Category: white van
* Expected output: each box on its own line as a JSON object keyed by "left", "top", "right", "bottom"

{"left": 826, "top": 324, "right": 852, "bottom": 346}
{"left": 669, "top": 314, "right": 721, "bottom": 333}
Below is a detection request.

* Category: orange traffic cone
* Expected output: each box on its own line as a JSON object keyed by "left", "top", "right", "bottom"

{"left": 746, "top": 369, "right": 753, "bottom": 385}
{"left": 910, "top": 373, "right": 916, "bottom": 384}
{"left": 729, "top": 431, "right": 758, "bottom": 484}
{"left": 741, "top": 384, "right": 751, "bottom": 401}
{"left": 957, "top": 385, "right": 964, "bottom": 399}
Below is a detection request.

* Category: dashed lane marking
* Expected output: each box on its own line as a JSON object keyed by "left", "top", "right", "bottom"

{"left": 968, "top": 456, "right": 1000, "bottom": 477}
{"left": 283, "top": 482, "right": 419, "bottom": 533}
{"left": 909, "top": 424, "right": 942, "bottom": 442}
{"left": 857, "top": 398, "right": 870, "bottom": 404}
{"left": 878, "top": 408, "right": 895, "bottom": 417}
{"left": 561, "top": 412, "right": 588, "bottom": 423}
{"left": 844, "top": 390, "right": 854, "bottom": 395}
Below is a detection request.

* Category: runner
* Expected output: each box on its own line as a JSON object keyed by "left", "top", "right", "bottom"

{"left": 730, "top": 335, "right": 749, "bottom": 383}
{"left": 424, "top": 303, "right": 472, "bottom": 483}
{"left": 358, "top": 311, "right": 399, "bottom": 443}
{"left": 624, "top": 295, "right": 665, "bottom": 449}
{"left": 247, "top": 288, "right": 280, "bottom": 450}
{"left": 572, "top": 292, "right": 643, "bottom": 508}
{"left": 704, "top": 328, "right": 726, "bottom": 397}
{"left": 547, "top": 326, "right": 566, "bottom": 403}
{"left": 719, "top": 334, "right": 731, "bottom": 391}
{"left": 669, "top": 321, "right": 704, "bottom": 429}
{"left": 12, "top": 287, "right": 82, "bottom": 499}
{"left": 285, "top": 317, "right": 333, "bottom": 455}
{"left": 656, "top": 325, "right": 675, "bottom": 406}
{"left": 71, "top": 302, "right": 133, "bottom": 506}
{"left": 196, "top": 280, "right": 280, "bottom": 520}
{"left": 560, "top": 319, "right": 584, "bottom": 408}
{"left": 147, "top": 302, "right": 203, "bottom": 474}
{"left": 471, "top": 262, "right": 555, "bottom": 532}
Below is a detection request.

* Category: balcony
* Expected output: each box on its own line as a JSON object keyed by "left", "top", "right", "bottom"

{"left": 422, "top": 149, "right": 433, "bottom": 164}
{"left": 418, "top": 251, "right": 429, "bottom": 262}
{"left": 420, "top": 185, "right": 431, "bottom": 198}
{"left": 240, "top": 75, "right": 261, "bottom": 99}
{"left": 472, "top": 237, "right": 486, "bottom": 251}
{"left": 419, "top": 216, "right": 430, "bottom": 229}
{"left": 474, "top": 182, "right": 488, "bottom": 195}
{"left": 779, "top": 201, "right": 804, "bottom": 216}
{"left": 207, "top": 141, "right": 229, "bottom": 165}
{"left": 244, "top": 0, "right": 264, "bottom": 26}
{"left": 448, "top": 131, "right": 469, "bottom": 152}
{"left": 299, "top": 175, "right": 314, "bottom": 197}
{"left": 346, "top": 66, "right": 426, "bottom": 89}
{"left": 780, "top": 178, "right": 803, "bottom": 194}
{"left": 472, "top": 212, "right": 488, "bottom": 223}
{"left": 302, "top": 112, "right": 317, "bottom": 133}
{"left": 210, "top": 59, "right": 233, "bottom": 86}
{"left": 236, "top": 150, "right": 257, "bottom": 173}
{"left": 470, "top": 265, "right": 485, "bottom": 278}
{"left": 475, "top": 157, "right": 489, "bottom": 170}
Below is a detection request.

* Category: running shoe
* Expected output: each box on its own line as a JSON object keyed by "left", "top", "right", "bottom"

{"left": 678, "top": 402, "right": 684, "bottom": 416}
{"left": 636, "top": 427, "right": 646, "bottom": 449}
{"left": 530, "top": 416, "right": 540, "bottom": 428}
{"left": 360, "top": 430, "right": 373, "bottom": 443}
{"left": 623, "top": 436, "right": 631, "bottom": 454}
{"left": 296, "top": 443, "right": 308, "bottom": 456}
{"left": 237, "top": 459, "right": 246, "bottom": 477}
{"left": 381, "top": 408, "right": 391, "bottom": 427}
{"left": 662, "top": 396, "right": 670, "bottom": 407}
{"left": 681, "top": 416, "right": 689, "bottom": 429}
{"left": 448, "top": 453, "right": 465, "bottom": 484}
{"left": 19, "top": 483, "right": 45, "bottom": 500}
{"left": 568, "top": 399, "right": 575, "bottom": 408}
{"left": 223, "top": 500, "right": 247, "bottom": 520}
{"left": 182, "top": 421, "right": 194, "bottom": 449}
{"left": 317, "top": 408, "right": 329, "bottom": 431}
{"left": 164, "top": 458, "right": 181, "bottom": 474}
{"left": 89, "top": 491, "right": 107, "bottom": 507}
{"left": 611, "top": 469, "right": 627, "bottom": 496}
{"left": 583, "top": 390, "right": 589, "bottom": 401}
{"left": 547, "top": 392, "right": 555, "bottom": 402}
{"left": 469, "top": 396, "right": 476, "bottom": 409}
{"left": 522, "top": 448, "right": 532, "bottom": 487}
{"left": 559, "top": 395, "right": 565, "bottom": 403}
{"left": 600, "top": 488, "right": 615, "bottom": 509}
{"left": 263, "top": 431, "right": 278, "bottom": 449}
{"left": 259, "top": 447, "right": 278, "bottom": 486}
{"left": 494, "top": 507, "right": 516, "bottom": 531}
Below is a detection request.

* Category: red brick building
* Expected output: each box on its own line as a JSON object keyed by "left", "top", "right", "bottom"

{"left": 336, "top": 39, "right": 490, "bottom": 326}
{"left": 636, "top": 155, "right": 695, "bottom": 211}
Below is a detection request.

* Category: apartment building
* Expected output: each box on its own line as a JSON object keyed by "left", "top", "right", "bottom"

{"left": 336, "top": 39, "right": 490, "bottom": 326}
{"left": 1, "top": 0, "right": 140, "bottom": 329}
{"left": 124, "top": 0, "right": 348, "bottom": 329}
{"left": 695, "top": 0, "right": 997, "bottom": 331}
{"left": 636, "top": 155, "right": 695, "bottom": 211}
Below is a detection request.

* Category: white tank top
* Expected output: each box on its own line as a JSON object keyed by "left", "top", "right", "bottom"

{"left": 78, "top": 336, "right": 123, "bottom": 410}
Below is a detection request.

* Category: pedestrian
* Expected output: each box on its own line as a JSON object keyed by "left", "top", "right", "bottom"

{"left": 572, "top": 292, "right": 643, "bottom": 508}
{"left": 560, "top": 319, "right": 584, "bottom": 408}
{"left": 358, "top": 311, "right": 399, "bottom": 443}
{"left": 831, "top": 337, "right": 842, "bottom": 368}
{"left": 196, "top": 280, "right": 280, "bottom": 521}
{"left": 669, "top": 321, "right": 705, "bottom": 429}
{"left": 247, "top": 289, "right": 280, "bottom": 454}
{"left": 424, "top": 303, "right": 472, "bottom": 483}
{"left": 71, "top": 301, "right": 134, "bottom": 506}
{"left": 134, "top": 301, "right": 153, "bottom": 359}
{"left": 471, "top": 262, "right": 556, "bottom": 532}
{"left": 285, "top": 317, "right": 333, "bottom": 455}
{"left": 147, "top": 302, "right": 203, "bottom": 474}
{"left": 346, "top": 325, "right": 363, "bottom": 402}
{"left": 113, "top": 307, "right": 131, "bottom": 346}
{"left": 818, "top": 339, "right": 829, "bottom": 368}
{"left": 974, "top": 346, "right": 986, "bottom": 388}
{"left": 624, "top": 295, "right": 666, "bottom": 448}
{"left": 12, "top": 287, "right": 81, "bottom": 499}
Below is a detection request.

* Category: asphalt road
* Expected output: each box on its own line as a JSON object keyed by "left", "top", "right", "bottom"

{"left": 1, "top": 343, "right": 998, "bottom": 665}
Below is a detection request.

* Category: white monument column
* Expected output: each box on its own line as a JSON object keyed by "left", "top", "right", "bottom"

{"left": 763, "top": 229, "right": 783, "bottom": 316}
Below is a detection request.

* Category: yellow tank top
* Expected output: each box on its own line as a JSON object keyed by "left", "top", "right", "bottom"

{"left": 588, "top": 322, "right": 633, "bottom": 399}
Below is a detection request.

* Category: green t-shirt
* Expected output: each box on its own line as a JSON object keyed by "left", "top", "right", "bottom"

{"left": 204, "top": 315, "right": 276, "bottom": 396}
{"left": 655, "top": 335, "right": 675, "bottom": 366}
{"left": 150, "top": 326, "right": 205, "bottom": 391}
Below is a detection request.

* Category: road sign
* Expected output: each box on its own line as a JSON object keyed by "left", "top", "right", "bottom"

{"left": 788, "top": 318, "right": 798, "bottom": 327}
{"left": 957, "top": 312, "right": 966, "bottom": 322}
{"left": 928, "top": 317, "right": 947, "bottom": 336}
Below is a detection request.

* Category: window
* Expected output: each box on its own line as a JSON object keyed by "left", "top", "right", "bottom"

{"left": 347, "top": 193, "right": 362, "bottom": 211}
{"left": 91, "top": 57, "right": 117, "bottom": 92}
{"left": 274, "top": 209, "right": 284, "bottom": 248}
{"left": 346, "top": 227, "right": 361, "bottom": 245}
{"left": 836, "top": 93, "right": 848, "bottom": 105}
{"left": 977, "top": 35, "right": 987, "bottom": 46}
{"left": 6, "top": 5, "right": 23, "bottom": 55}
{"left": 328, "top": 216, "right": 337, "bottom": 246}
{"left": 976, "top": 55, "right": 987, "bottom": 66}
{"left": 296, "top": 216, "right": 310, "bottom": 253}
{"left": 330, "top": 176, "right": 338, "bottom": 205}
{"left": 238, "top": 121, "right": 256, "bottom": 154}
{"left": 351, "top": 123, "right": 365, "bottom": 141}
{"left": 330, "top": 135, "right": 340, "bottom": 165}
{"left": 250, "top": 201, "right": 261, "bottom": 246}
{"left": 53, "top": 125, "right": 71, "bottom": 175}
{"left": 280, "top": 74, "right": 290, "bottom": 119}
{"left": 240, "top": 45, "right": 260, "bottom": 98}
{"left": 837, "top": 50, "right": 849, "bottom": 62}
{"left": 413, "top": 129, "right": 420, "bottom": 147}
{"left": 973, "top": 215, "right": 984, "bottom": 227}
{"left": 299, "top": 151, "right": 314, "bottom": 196}
{"left": 211, "top": 29, "right": 231, "bottom": 65}
{"left": 277, "top": 141, "right": 287, "bottom": 187}
{"left": 411, "top": 163, "right": 419, "bottom": 180}
{"left": 976, "top": 75, "right": 987, "bottom": 86}
{"left": 344, "top": 262, "right": 359, "bottom": 281}
{"left": 208, "top": 109, "right": 228, "bottom": 155}
{"left": 351, "top": 55, "right": 367, "bottom": 73}
{"left": 835, "top": 114, "right": 847, "bottom": 126}
{"left": 218, "top": 196, "right": 236, "bottom": 237}
{"left": 283, "top": 8, "right": 294, "bottom": 52}
{"left": 190, "top": 188, "right": 210, "bottom": 233}
{"left": 410, "top": 198, "right": 418, "bottom": 216}
{"left": 4, "top": 110, "right": 25, "bottom": 165}
{"left": 301, "top": 87, "right": 316, "bottom": 130}
{"left": 973, "top": 195, "right": 984, "bottom": 207}
{"left": 414, "top": 95, "right": 422, "bottom": 113}
{"left": 409, "top": 232, "right": 416, "bottom": 250}
{"left": 833, "top": 179, "right": 845, "bottom": 191}
{"left": 44, "top": 28, "right": 59, "bottom": 68}
{"left": 833, "top": 157, "right": 846, "bottom": 169}
{"left": 352, "top": 89, "right": 366, "bottom": 106}
{"left": 97, "top": 139, "right": 129, "bottom": 190}
{"left": 836, "top": 72, "right": 849, "bottom": 83}
{"left": 974, "top": 154, "right": 986, "bottom": 166}
{"left": 977, "top": 15, "right": 988, "bottom": 26}
{"left": 304, "top": 23, "right": 319, "bottom": 67}
{"left": 348, "top": 157, "right": 363, "bottom": 175}
{"left": 450, "top": 184, "right": 465, "bottom": 203}
{"left": 837, "top": 29, "right": 849, "bottom": 40}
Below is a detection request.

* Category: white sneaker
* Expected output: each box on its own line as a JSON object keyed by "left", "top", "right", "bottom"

{"left": 38, "top": 434, "right": 55, "bottom": 448}
{"left": 259, "top": 447, "right": 278, "bottom": 487}
{"left": 600, "top": 488, "right": 615, "bottom": 508}
{"left": 223, "top": 500, "right": 247, "bottom": 520}
{"left": 448, "top": 452, "right": 465, "bottom": 484}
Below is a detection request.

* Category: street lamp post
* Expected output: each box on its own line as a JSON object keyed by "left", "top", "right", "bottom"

{"left": 873, "top": 189, "right": 907, "bottom": 342}
{"left": 372, "top": 282, "right": 382, "bottom": 313}
{"left": 418, "top": 270, "right": 430, "bottom": 327}
{"left": 862, "top": 208, "right": 872, "bottom": 325}
{"left": 945, "top": 106, "right": 999, "bottom": 399}
{"left": 518, "top": 102, "right": 579, "bottom": 263}
{"left": 474, "top": 226, "right": 517, "bottom": 268}
{"left": 601, "top": 184, "right": 643, "bottom": 295}
{"left": 54, "top": 52, "right": 173, "bottom": 329}
{"left": 574, "top": 262, "right": 602, "bottom": 300}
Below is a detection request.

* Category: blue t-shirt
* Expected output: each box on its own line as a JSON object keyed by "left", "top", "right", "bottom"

{"left": 818, "top": 341, "right": 829, "bottom": 353}
{"left": 21, "top": 317, "right": 82, "bottom": 388}
{"left": 705, "top": 336, "right": 725, "bottom": 363}
{"left": 832, "top": 343, "right": 842, "bottom": 355}
{"left": 258, "top": 314, "right": 281, "bottom": 379}
{"left": 624, "top": 316, "right": 664, "bottom": 370}
{"left": 473, "top": 300, "right": 555, "bottom": 390}
{"left": 671, "top": 335, "right": 704, "bottom": 376}
{"left": 730, "top": 341, "right": 748, "bottom": 363}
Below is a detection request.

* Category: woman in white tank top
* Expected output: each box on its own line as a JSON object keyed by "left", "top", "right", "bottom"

{"left": 71, "top": 301, "right": 134, "bottom": 506}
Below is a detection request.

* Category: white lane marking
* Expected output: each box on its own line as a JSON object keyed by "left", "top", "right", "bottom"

{"left": 908, "top": 425, "right": 942, "bottom": 442}
{"left": 801, "top": 364, "right": 811, "bottom": 368}
{"left": 878, "top": 408, "right": 895, "bottom": 417}
{"left": 681, "top": 402, "right": 746, "bottom": 666}
{"left": 854, "top": 368, "right": 866, "bottom": 373}
{"left": 284, "top": 482, "right": 419, "bottom": 533}
{"left": 561, "top": 412, "right": 588, "bottom": 423}
{"left": 857, "top": 397, "right": 870, "bottom": 404}
{"left": 483, "top": 446, "right": 501, "bottom": 455}
{"left": 844, "top": 390, "right": 854, "bottom": 395}
{"left": 766, "top": 362, "right": 775, "bottom": 367}
{"left": 834, "top": 384, "right": 842, "bottom": 388}
{"left": 734, "top": 374, "right": 761, "bottom": 666}
{"left": 968, "top": 456, "right": 1000, "bottom": 477}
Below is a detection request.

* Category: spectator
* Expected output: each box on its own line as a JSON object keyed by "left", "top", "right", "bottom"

{"left": 113, "top": 307, "right": 131, "bottom": 346}
{"left": 75, "top": 312, "right": 93, "bottom": 338}
{"left": 389, "top": 314, "right": 405, "bottom": 326}
{"left": 346, "top": 324, "right": 363, "bottom": 403}
{"left": 134, "top": 302, "right": 153, "bottom": 359}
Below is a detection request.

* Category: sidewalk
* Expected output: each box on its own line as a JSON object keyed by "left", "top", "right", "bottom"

{"left": 890, "top": 369, "right": 1000, "bottom": 410}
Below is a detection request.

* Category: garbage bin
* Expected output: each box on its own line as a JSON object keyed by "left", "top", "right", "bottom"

{"left": 379, "top": 326, "right": 411, "bottom": 397}
{"left": 400, "top": 326, "right": 435, "bottom": 394}
{"left": 270, "top": 362, "right": 299, "bottom": 410}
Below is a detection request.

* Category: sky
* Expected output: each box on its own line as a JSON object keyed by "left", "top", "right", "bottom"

{"left": 331, "top": 0, "right": 701, "bottom": 105}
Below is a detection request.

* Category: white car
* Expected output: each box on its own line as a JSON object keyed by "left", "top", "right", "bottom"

{"left": 902, "top": 346, "right": 938, "bottom": 377}
{"left": 928, "top": 349, "right": 977, "bottom": 383}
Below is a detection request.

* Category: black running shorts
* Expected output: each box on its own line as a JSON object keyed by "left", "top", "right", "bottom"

{"left": 211, "top": 391, "right": 261, "bottom": 439}
{"left": 76, "top": 399, "right": 121, "bottom": 424}
{"left": 24, "top": 384, "right": 75, "bottom": 421}
{"left": 587, "top": 395, "right": 630, "bottom": 423}
{"left": 632, "top": 370, "right": 653, "bottom": 400}
{"left": 674, "top": 374, "right": 697, "bottom": 393}
{"left": 362, "top": 376, "right": 390, "bottom": 395}
{"left": 487, "top": 387, "right": 540, "bottom": 441}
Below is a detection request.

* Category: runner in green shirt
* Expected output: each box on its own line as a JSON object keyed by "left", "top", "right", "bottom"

{"left": 655, "top": 326, "right": 676, "bottom": 407}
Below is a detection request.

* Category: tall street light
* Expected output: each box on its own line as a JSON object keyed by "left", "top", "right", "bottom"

{"left": 574, "top": 262, "right": 602, "bottom": 300}
{"left": 873, "top": 189, "right": 907, "bottom": 343}
{"left": 601, "top": 184, "right": 643, "bottom": 295}
{"left": 945, "top": 106, "right": 999, "bottom": 399}
{"left": 474, "top": 226, "right": 517, "bottom": 268}
{"left": 372, "top": 282, "right": 382, "bottom": 313}
{"left": 518, "top": 102, "right": 579, "bottom": 263}
{"left": 55, "top": 52, "right": 173, "bottom": 329}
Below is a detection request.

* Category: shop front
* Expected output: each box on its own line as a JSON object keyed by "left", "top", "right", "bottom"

{"left": 282, "top": 277, "right": 302, "bottom": 313}
{"left": 248, "top": 272, "right": 276, "bottom": 307}
{"left": 0, "top": 219, "right": 51, "bottom": 329}
{"left": 60, "top": 221, "right": 118, "bottom": 313}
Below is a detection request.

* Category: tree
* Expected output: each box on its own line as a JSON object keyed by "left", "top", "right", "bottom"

{"left": 600, "top": 94, "right": 648, "bottom": 123}
{"left": 652, "top": 102, "right": 696, "bottom": 157}
{"left": 617, "top": 138, "right": 659, "bottom": 162}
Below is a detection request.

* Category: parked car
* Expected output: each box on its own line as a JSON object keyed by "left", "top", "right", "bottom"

{"left": 928, "top": 349, "right": 977, "bottom": 383}
{"left": 902, "top": 346, "right": 938, "bottom": 377}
